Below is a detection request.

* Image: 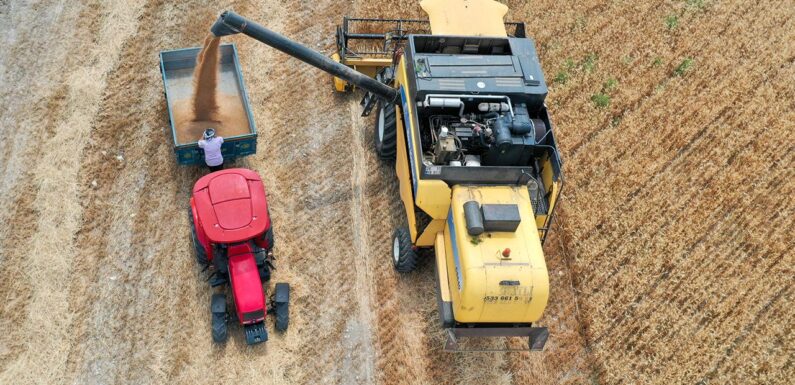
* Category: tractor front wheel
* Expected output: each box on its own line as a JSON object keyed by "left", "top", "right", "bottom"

{"left": 392, "top": 227, "right": 417, "bottom": 273}
{"left": 189, "top": 209, "right": 208, "bottom": 266}
{"left": 374, "top": 102, "right": 397, "bottom": 161}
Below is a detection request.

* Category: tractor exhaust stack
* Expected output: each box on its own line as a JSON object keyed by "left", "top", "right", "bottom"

{"left": 211, "top": 11, "right": 399, "bottom": 103}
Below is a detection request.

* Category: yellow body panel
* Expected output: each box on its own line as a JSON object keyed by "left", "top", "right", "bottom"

{"left": 394, "top": 101, "right": 419, "bottom": 241}
{"left": 444, "top": 185, "right": 549, "bottom": 323}
{"left": 344, "top": 57, "right": 393, "bottom": 67}
{"left": 421, "top": 0, "right": 508, "bottom": 37}
{"left": 434, "top": 233, "right": 452, "bottom": 302}
{"left": 330, "top": 53, "right": 348, "bottom": 92}
{"left": 332, "top": 56, "right": 391, "bottom": 91}
{"left": 395, "top": 57, "right": 451, "bottom": 221}
{"left": 394, "top": 57, "right": 452, "bottom": 242}
{"left": 415, "top": 180, "right": 451, "bottom": 218}
{"left": 536, "top": 155, "right": 560, "bottom": 239}
{"left": 416, "top": 218, "right": 446, "bottom": 247}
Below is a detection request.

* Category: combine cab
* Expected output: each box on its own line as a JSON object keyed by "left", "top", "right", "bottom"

{"left": 189, "top": 168, "right": 289, "bottom": 344}
{"left": 209, "top": 0, "right": 562, "bottom": 352}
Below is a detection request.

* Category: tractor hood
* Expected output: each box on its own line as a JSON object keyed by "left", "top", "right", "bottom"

{"left": 209, "top": 173, "right": 254, "bottom": 229}
{"left": 192, "top": 168, "right": 270, "bottom": 244}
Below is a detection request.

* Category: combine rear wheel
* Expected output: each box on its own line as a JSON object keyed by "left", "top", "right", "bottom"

{"left": 189, "top": 210, "right": 208, "bottom": 266}
{"left": 274, "top": 283, "right": 290, "bottom": 332}
{"left": 392, "top": 227, "right": 417, "bottom": 273}
{"left": 211, "top": 293, "right": 228, "bottom": 343}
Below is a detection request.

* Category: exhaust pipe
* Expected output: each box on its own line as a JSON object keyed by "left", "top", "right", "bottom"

{"left": 211, "top": 11, "right": 399, "bottom": 103}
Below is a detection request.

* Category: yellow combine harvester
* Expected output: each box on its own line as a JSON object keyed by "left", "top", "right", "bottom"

{"left": 211, "top": 0, "right": 562, "bottom": 351}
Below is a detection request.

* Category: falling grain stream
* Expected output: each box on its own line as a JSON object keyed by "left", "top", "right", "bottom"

{"left": 172, "top": 33, "right": 250, "bottom": 144}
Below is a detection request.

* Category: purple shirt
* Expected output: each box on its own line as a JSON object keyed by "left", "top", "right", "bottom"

{"left": 198, "top": 136, "right": 224, "bottom": 166}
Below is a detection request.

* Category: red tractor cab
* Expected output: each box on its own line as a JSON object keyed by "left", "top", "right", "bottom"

{"left": 189, "top": 168, "right": 289, "bottom": 344}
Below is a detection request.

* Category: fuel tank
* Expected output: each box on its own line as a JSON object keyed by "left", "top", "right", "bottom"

{"left": 443, "top": 185, "right": 549, "bottom": 323}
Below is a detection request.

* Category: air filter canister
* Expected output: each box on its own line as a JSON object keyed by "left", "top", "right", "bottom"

{"left": 463, "top": 201, "right": 484, "bottom": 236}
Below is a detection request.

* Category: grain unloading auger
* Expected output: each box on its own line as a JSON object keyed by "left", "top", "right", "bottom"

{"left": 212, "top": 0, "right": 563, "bottom": 352}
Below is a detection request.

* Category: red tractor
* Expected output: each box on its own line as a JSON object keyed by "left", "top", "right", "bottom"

{"left": 188, "top": 168, "right": 289, "bottom": 344}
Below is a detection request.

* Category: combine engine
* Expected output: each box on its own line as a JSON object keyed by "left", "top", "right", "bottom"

{"left": 211, "top": 0, "right": 562, "bottom": 351}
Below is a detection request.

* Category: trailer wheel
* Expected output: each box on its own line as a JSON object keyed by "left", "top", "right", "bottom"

{"left": 392, "top": 227, "right": 417, "bottom": 273}
{"left": 211, "top": 293, "right": 228, "bottom": 343}
{"left": 189, "top": 209, "right": 208, "bottom": 266}
{"left": 374, "top": 102, "right": 397, "bottom": 161}
{"left": 274, "top": 283, "right": 290, "bottom": 332}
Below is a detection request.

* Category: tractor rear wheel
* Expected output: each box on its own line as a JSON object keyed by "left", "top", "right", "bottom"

{"left": 211, "top": 293, "right": 228, "bottom": 343}
{"left": 392, "top": 227, "right": 417, "bottom": 273}
{"left": 264, "top": 228, "right": 274, "bottom": 250}
{"left": 189, "top": 209, "right": 208, "bottom": 266}
{"left": 374, "top": 102, "right": 397, "bottom": 161}
{"left": 274, "top": 283, "right": 290, "bottom": 332}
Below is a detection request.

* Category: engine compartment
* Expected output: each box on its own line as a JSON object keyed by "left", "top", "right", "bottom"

{"left": 400, "top": 34, "right": 562, "bottom": 223}
{"left": 403, "top": 34, "right": 560, "bottom": 188}
{"left": 418, "top": 95, "right": 552, "bottom": 168}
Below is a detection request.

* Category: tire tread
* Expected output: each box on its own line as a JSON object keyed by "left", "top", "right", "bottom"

{"left": 393, "top": 227, "right": 417, "bottom": 273}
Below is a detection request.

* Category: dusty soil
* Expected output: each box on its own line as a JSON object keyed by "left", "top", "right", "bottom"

{"left": 0, "top": 1, "right": 791, "bottom": 385}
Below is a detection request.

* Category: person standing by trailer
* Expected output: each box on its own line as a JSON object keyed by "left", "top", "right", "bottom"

{"left": 198, "top": 128, "right": 224, "bottom": 172}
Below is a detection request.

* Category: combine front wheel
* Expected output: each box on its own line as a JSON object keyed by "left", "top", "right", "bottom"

{"left": 374, "top": 102, "right": 397, "bottom": 161}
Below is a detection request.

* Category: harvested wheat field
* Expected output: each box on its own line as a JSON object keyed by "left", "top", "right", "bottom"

{"left": 0, "top": 0, "right": 792, "bottom": 384}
